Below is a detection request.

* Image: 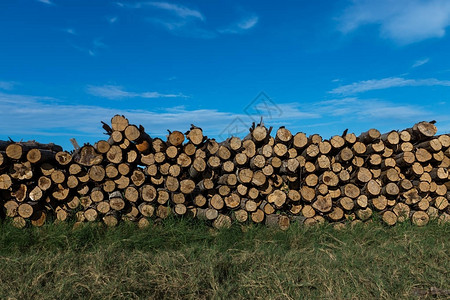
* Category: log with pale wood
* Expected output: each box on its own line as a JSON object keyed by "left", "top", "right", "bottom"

{"left": 0, "top": 116, "right": 449, "bottom": 229}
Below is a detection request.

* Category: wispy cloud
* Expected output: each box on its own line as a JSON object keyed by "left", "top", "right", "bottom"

{"left": 330, "top": 77, "right": 450, "bottom": 95}
{"left": 219, "top": 15, "right": 259, "bottom": 34}
{"left": 108, "top": 16, "right": 118, "bottom": 24}
{"left": 338, "top": 0, "right": 450, "bottom": 44}
{"left": 148, "top": 18, "right": 217, "bottom": 38}
{"left": 69, "top": 38, "right": 107, "bottom": 57}
{"left": 315, "top": 98, "right": 428, "bottom": 120}
{"left": 37, "top": 0, "right": 53, "bottom": 5}
{"left": 147, "top": 2, "right": 204, "bottom": 21}
{"left": 120, "top": 1, "right": 214, "bottom": 38}
{"left": 0, "top": 81, "right": 16, "bottom": 91}
{"left": 86, "top": 85, "right": 186, "bottom": 100}
{"left": 0, "top": 90, "right": 320, "bottom": 144}
{"left": 118, "top": 1, "right": 204, "bottom": 21}
{"left": 1, "top": 90, "right": 446, "bottom": 149}
{"left": 63, "top": 28, "right": 76, "bottom": 35}
{"left": 412, "top": 58, "right": 430, "bottom": 68}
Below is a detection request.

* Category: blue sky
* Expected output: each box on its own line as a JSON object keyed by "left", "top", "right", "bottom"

{"left": 1, "top": 0, "right": 450, "bottom": 149}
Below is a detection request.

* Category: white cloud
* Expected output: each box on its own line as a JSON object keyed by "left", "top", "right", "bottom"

{"left": 0, "top": 91, "right": 321, "bottom": 144}
{"left": 148, "top": 18, "right": 217, "bottom": 38}
{"left": 0, "top": 81, "right": 16, "bottom": 91}
{"left": 121, "top": 1, "right": 215, "bottom": 38}
{"left": 147, "top": 2, "right": 204, "bottom": 21}
{"left": 119, "top": 1, "right": 204, "bottom": 21}
{"left": 315, "top": 98, "right": 428, "bottom": 120}
{"left": 69, "top": 38, "right": 107, "bottom": 57}
{"left": 119, "top": 1, "right": 258, "bottom": 38}
{"left": 108, "top": 16, "right": 118, "bottom": 24}
{"left": 412, "top": 58, "right": 430, "bottom": 68}
{"left": 63, "top": 28, "right": 76, "bottom": 35}
{"left": 219, "top": 15, "right": 259, "bottom": 34}
{"left": 86, "top": 85, "right": 186, "bottom": 100}
{"left": 1, "top": 90, "right": 445, "bottom": 149}
{"left": 338, "top": 0, "right": 450, "bottom": 44}
{"left": 37, "top": 0, "right": 53, "bottom": 5}
{"left": 330, "top": 77, "right": 450, "bottom": 95}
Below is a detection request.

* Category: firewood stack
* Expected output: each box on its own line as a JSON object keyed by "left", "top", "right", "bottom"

{"left": 0, "top": 116, "right": 449, "bottom": 229}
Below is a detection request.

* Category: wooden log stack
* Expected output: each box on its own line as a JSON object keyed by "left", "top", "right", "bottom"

{"left": 0, "top": 116, "right": 449, "bottom": 229}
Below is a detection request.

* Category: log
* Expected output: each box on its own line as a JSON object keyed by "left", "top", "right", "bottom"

{"left": 302, "top": 144, "right": 319, "bottom": 160}
{"left": 393, "top": 202, "right": 410, "bottom": 222}
{"left": 411, "top": 210, "right": 429, "bottom": 226}
{"left": 382, "top": 211, "right": 397, "bottom": 226}
{"left": 38, "top": 176, "right": 52, "bottom": 191}
{"left": 27, "top": 149, "right": 55, "bottom": 164}
{"left": 11, "top": 184, "right": 27, "bottom": 202}
{"left": 111, "top": 115, "right": 129, "bottom": 131}
{"left": 69, "top": 163, "right": 83, "bottom": 175}
{"left": 109, "top": 191, "right": 125, "bottom": 211}
{"left": 224, "top": 193, "right": 241, "bottom": 209}
{"left": 233, "top": 209, "right": 248, "bottom": 223}
{"left": 328, "top": 207, "right": 344, "bottom": 221}
{"left": 319, "top": 141, "right": 332, "bottom": 155}
{"left": 407, "top": 121, "right": 437, "bottom": 141}
{"left": 366, "top": 140, "right": 385, "bottom": 154}
{"left": 103, "top": 212, "right": 120, "bottom": 227}
{"left": 88, "top": 165, "right": 105, "bottom": 182}
{"left": 31, "top": 210, "right": 47, "bottom": 227}
{"left": 157, "top": 189, "right": 170, "bottom": 205}
{"left": 300, "top": 186, "right": 315, "bottom": 202}
{"left": 380, "top": 131, "right": 399, "bottom": 146}
{"left": 130, "top": 169, "right": 145, "bottom": 186}
{"left": 18, "top": 202, "right": 35, "bottom": 218}
{"left": 251, "top": 209, "right": 265, "bottom": 223}
{"left": 29, "top": 186, "right": 43, "bottom": 201}
{"left": 197, "top": 208, "right": 218, "bottom": 220}
{"left": 399, "top": 130, "right": 411, "bottom": 142}
{"left": 343, "top": 132, "right": 357, "bottom": 145}
{"left": 342, "top": 183, "right": 360, "bottom": 198}
{"left": 6, "top": 142, "right": 60, "bottom": 160}
{"left": 356, "top": 207, "right": 372, "bottom": 221}
{"left": 106, "top": 145, "right": 123, "bottom": 164}
{"left": 362, "top": 179, "right": 381, "bottom": 196}
{"left": 302, "top": 205, "right": 315, "bottom": 218}
{"left": 249, "top": 126, "right": 269, "bottom": 143}
{"left": 359, "top": 128, "right": 380, "bottom": 143}
{"left": 140, "top": 184, "right": 157, "bottom": 202}
{"left": 275, "top": 127, "right": 292, "bottom": 144}
{"left": 267, "top": 189, "right": 286, "bottom": 208}
{"left": 330, "top": 135, "right": 345, "bottom": 150}
{"left": 10, "top": 162, "right": 33, "bottom": 180}
{"left": 293, "top": 132, "right": 308, "bottom": 149}
{"left": 352, "top": 142, "right": 367, "bottom": 155}
{"left": 173, "top": 203, "right": 187, "bottom": 216}
{"left": 167, "top": 131, "right": 185, "bottom": 146}
{"left": 110, "top": 131, "right": 123, "bottom": 144}
{"left": 415, "top": 148, "right": 432, "bottom": 163}
{"left": 312, "top": 194, "right": 332, "bottom": 213}
{"left": 0, "top": 174, "right": 12, "bottom": 190}
{"left": 74, "top": 145, "right": 103, "bottom": 166}
{"left": 184, "top": 126, "right": 203, "bottom": 146}
{"left": 339, "top": 197, "right": 355, "bottom": 211}
{"left": 212, "top": 214, "right": 231, "bottom": 229}
{"left": 94, "top": 140, "right": 111, "bottom": 154}
{"left": 319, "top": 171, "right": 339, "bottom": 187}
{"left": 55, "top": 151, "right": 72, "bottom": 166}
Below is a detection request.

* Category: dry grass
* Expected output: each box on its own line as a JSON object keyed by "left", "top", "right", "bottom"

{"left": 0, "top": 219, "right": 449, "bottom": 299}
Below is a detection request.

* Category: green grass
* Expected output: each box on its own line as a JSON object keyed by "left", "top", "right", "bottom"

{"left": 0, "top": 219, "right": 449, "bottom": 299}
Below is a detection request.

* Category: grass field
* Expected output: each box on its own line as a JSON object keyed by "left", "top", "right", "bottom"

{"left": 0, "top": 218, "right": 449, "bottom": 299}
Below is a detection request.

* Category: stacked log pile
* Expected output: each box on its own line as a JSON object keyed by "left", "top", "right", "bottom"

{"left": 0, "top": 116, "right": 449, "bottom": 229}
